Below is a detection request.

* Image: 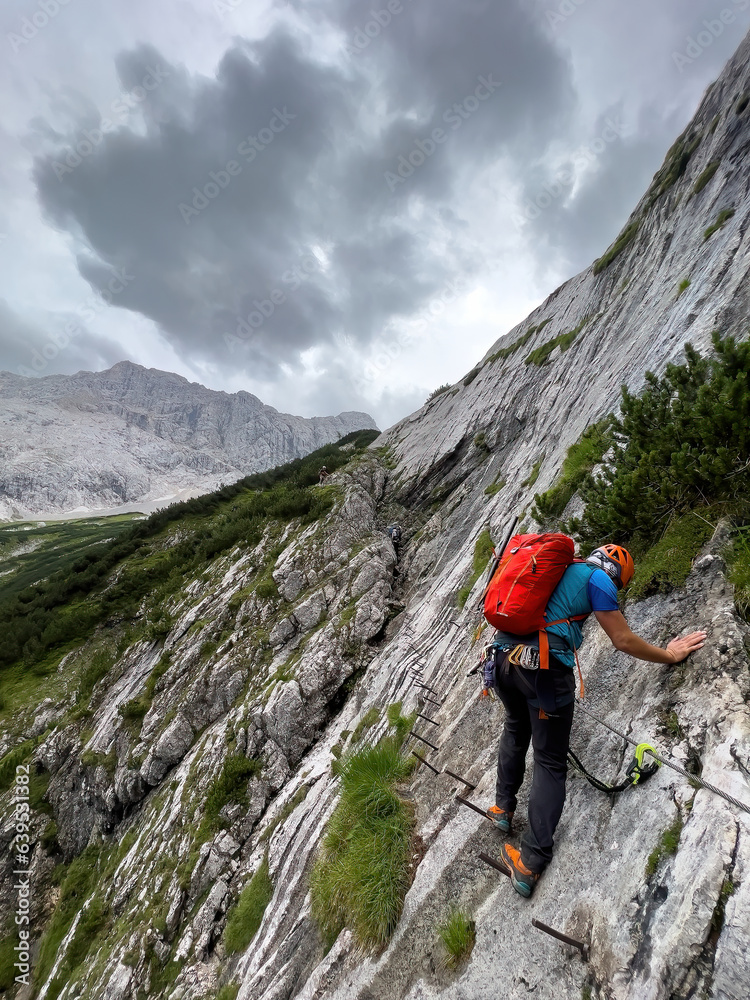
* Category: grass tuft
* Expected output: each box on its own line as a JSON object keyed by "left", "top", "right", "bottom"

{"left": 310, "top": 718, "right": 417, "bottom": 951}
{"left": 437, "top": 908, "right": 476, "bottom": 969}
{"left": 677, "top": 277, "right": 691, "bottom": 296}
{"left": 224, "top": 853, "right": 273, "bottom": 954}
{"left": 457, "top": 529, "right": 494, "bottom": 608}
{"left": 703, "top": 208, "right": 735, "bottom": 241}
{"left": 645, "top": 814, "right": 683, "bottom": 879}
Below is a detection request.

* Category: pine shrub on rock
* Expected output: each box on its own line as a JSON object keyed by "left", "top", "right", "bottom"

{"left": 570, "top": 333, "right": 750, "bottom": 595}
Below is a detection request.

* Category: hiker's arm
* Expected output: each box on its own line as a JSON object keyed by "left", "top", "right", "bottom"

{"left": 594, "top": 610, "right": 706, "bottom": 664}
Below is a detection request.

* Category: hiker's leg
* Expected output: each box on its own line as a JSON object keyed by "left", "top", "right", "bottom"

{"left": 495, "top": 661, "right": 533, "bottom": 812}
{"left": 520, "top": 698, "right": 575, "bottom": 872}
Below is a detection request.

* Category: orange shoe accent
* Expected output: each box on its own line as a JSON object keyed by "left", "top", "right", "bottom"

{"left": 500, "top": 843, "right": 540, "bottom": 898}
{"left": 486, "top": 805, "right": 513, "bottom": 832}
{"left": 501, "top": 844, "right": 534, "bottom": 875}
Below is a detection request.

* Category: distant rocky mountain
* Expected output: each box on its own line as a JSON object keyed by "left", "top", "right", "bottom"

{"left": 0, "top": 361, "right": 377, "bottom": 520}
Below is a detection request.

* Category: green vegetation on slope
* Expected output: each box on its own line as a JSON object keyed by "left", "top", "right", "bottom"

{"left": 0, "top": 430, "right": 379, "bottom": 684}
{"left": 593, "top": 221, "right": 641, "bottom": 275}
{"left": 457, "top": 529, "right": 494, "bottom": 608}
{"left": 0, "top": 514, "right": 141, "bottom": 601}
{"left": 437, "top": 908, "right": 476, "bottom": 969}
{"left": 532, "top": 418, "right": 614, "bottom": 526}
{"left": 524, "top": 317, "right": 589, "bottom": 365}
{"left": 224, "top": 853, "right": 273, "bottom": 954}
{"left": 569, "top": 334, "right": 750, "bottom": 599}
{"left": 309, "top": 706, "right": 417, "bottom": 950}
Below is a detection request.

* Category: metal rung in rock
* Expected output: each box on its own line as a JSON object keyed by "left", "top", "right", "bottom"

{"left": 408, "top": 731, "right": 440, "bottom": 751}
{"left": 531, "top": 919, "right": 589, "bottom": 961}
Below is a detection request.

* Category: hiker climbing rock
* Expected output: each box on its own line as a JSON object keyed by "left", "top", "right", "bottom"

{"left": 318, "top": 465, "right": 330, "bottom": 483}
{"left": 387, "top": 523, "right": 402, "bottom": 556}
{"left": 481, "top": 534, "right": 706, "bottom": 898}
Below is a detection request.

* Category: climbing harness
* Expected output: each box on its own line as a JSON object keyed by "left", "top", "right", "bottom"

{"left": 576, "top": 701, "right": 750, "bottom": 816}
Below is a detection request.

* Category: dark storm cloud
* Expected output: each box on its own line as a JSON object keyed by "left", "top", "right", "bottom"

{"left": 31, "top": 2, "right": 575, "bottom": 383}
{"left": 0, "top": 300, "right": 122, "bottom": 377}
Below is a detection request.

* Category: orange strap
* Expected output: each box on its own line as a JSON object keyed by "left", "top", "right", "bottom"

{"left": 537, "top": 616, "right": 587, "bottom": 699}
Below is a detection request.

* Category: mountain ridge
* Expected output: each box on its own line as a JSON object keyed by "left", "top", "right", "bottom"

{"left": 0, "top": 361, "right": 377, "bottom": 521}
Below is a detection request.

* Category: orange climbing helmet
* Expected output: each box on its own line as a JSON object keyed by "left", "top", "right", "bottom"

{"left": 586, "top": 544, "right": 635, "bottom": 589}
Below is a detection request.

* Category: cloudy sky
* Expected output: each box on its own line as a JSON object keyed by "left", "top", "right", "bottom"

{"left": 1, "top": 0, "right": 749, "bottom": 429}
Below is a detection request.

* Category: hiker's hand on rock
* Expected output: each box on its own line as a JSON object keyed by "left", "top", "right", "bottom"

{"left": 667, "top": 631, "right": 707, "bottom": 663}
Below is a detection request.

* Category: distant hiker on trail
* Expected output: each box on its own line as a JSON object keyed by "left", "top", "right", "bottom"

{"left": 482, "top": 538, "right": 706, "bottom": 898}
{"left": 318, "top": 466, "right": 330, "bottom": 483}
{"left": 386, "top": 523, "right": 402, "bottom": 553}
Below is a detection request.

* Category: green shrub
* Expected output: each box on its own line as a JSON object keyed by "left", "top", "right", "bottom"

{"left": 216, "top": 985, "right": 240, "bottom": 1000}
{"left": 570, "top": 335, "right": 750, "bottom": 581}
{"left": 703, "top": 208, "right": 735, "bottom": 241}
{"left": 728, "top": 526, "right": 750, "bottom": 619}
{"left": 0, "top": 739, "right": 36, "bottom": 792}
{"left": 437, "top": 908, "right": 476, "bottom": 969}
{"left": 426, "top": 384, "right": 451, "bottom": 403}
{"left": 627, "top": 510, "right": 715, "bottom": 601}
{"left": 524, "top": 317, "right": 588, "bottom": 366}
{"left": 486, "top": 324, "right": 544, "bottom": 364}
{"left": 523, "top": 455, "right": 545, "bottom": 489}
{"left": 484, "top": 478, "right": 506, "bottom": 497}
{"left": 310, "top": 721, "right": 417, "bottom": 950}
{"left": 202, "top": 754, "right": 262, "bottom": 834}
{"left": 593, "top": 221, "right": 640, "bottom": 274}
{"left": 533, "top": 419, "right": 613, "bottom": 526}
{"left": 224, "top": 853, "right": 273, "bottom": 954}
{"left": 677, "top": 277, "right": 691, "bottom": 296}
{"left": 645, "top": 814, "right": 683, "bottom": 878}
{"left": 692, "top": 160, "right": 720, "bottom": 195}
{"left": 457, "top": 529, "right": 494, "bottom": 608}
{"left": 473, "top": 431, "right": 490, "bottom": 454}
{"left": 463, "top": 368, "right": 480, "bottom": 387}
{"left": 645, "top": 128, "right": 702, "bottom": 207}
{"left": 255, "top": 577, "right": 280, "bottom": 600}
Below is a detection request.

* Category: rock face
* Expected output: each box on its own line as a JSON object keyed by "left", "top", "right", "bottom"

{"left": 0, "top": 360, "right": 376, "bottom": 520}
{"left": 2, "top": 28, "right": 750, "bottom": 1000}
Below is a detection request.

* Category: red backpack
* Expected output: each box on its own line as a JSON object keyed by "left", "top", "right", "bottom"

{"left": 483, "top": 533, "right": 586, "bottom": 683}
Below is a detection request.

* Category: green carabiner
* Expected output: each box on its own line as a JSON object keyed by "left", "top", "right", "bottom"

{"left": 627, "top": 743, "right": 661, "bottom": 785}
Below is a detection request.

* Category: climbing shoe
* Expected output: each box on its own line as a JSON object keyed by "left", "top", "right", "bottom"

{"left": 487, "top": 805, "right": 514, "bottom": 833}
{"left": 500, "top": 843, "right": 540, "bottom": 898}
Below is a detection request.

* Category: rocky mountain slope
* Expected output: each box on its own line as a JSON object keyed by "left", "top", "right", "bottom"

{"left": 0, "top": 361, "right": 376, "bottom": 521}
{"left": 2, "top": 27, "right": 750, "bottom": 1000}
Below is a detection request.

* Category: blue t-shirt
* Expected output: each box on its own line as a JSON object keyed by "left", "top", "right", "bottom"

{"left": 493, "top": 563, "right": 619, "bottom": 668}
{"left": 544, "top": 563, "right": 619, "bottom": 666}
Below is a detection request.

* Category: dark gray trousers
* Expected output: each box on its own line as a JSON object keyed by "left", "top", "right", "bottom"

{"left": 494, "top": 652, "right": 575, "bottom": 873}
